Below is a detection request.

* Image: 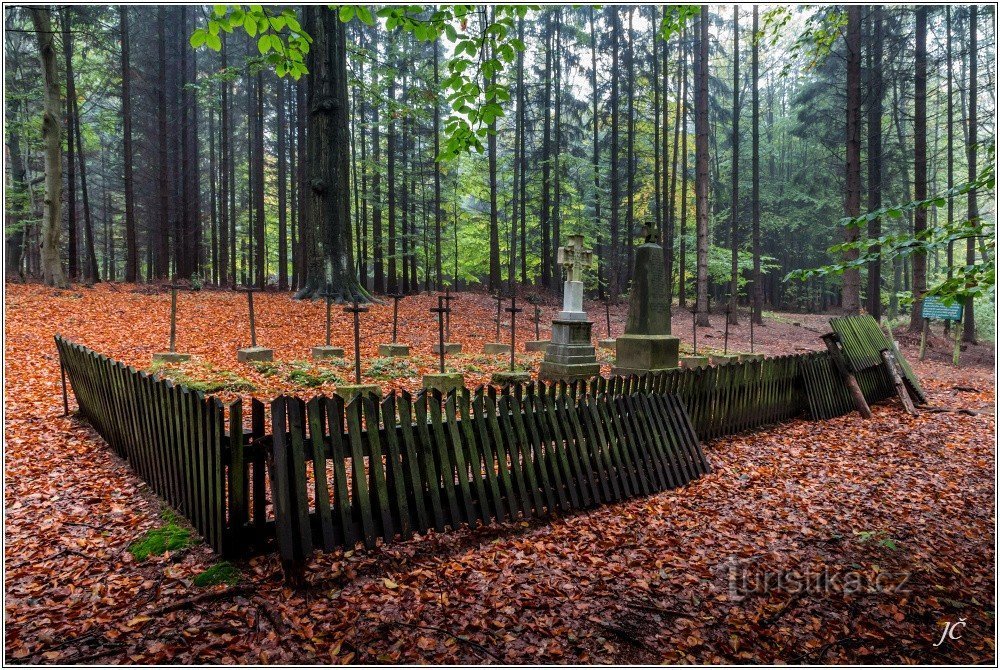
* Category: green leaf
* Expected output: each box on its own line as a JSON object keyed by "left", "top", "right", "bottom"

{"left": 244, "top": 17, "right": 257, "bottom": 37}
{"left": 206, "top": 33, "right": 222, "bottom": 51}
{"left": 356, "top": 6, "right": 374, "bottom": 25}
{"left": 213, "top": 5, "right": 227, "bottom": 18}
{"left": 339, "top": 5, "right": 355, "bottom": 23}
{"left": 258, "top": 35, "right": 271, "bottom": 54}
{"left": 190, "top": 28, "right": 207, "bottom": 48}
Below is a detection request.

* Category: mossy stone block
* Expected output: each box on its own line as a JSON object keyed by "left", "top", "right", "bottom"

{"left": 680, "top": 355, "right": 709, "bottom": 369}
{"left": 483, "top": 342, "right": 512, "bottom": 355}
{"left": 524, "top": 340, "right": 549, "bottom": 352}
{"left": 491, "top": 370, "right": 531, "bottom": 386}
{"left": 738, "top": 353, "right": 765, "bottom": 362}
{"left": 432, "top": 342, "right": 462, "bottom": 355}
{"left": 377, "top": 343, "right": 410, "bottom": 357}
{"left": 152, "top": 352, "right": 191, "bottom": 363}
{"left": 237, "top": 347, "right": 273, "bottom": 362}
{"left": 598, "top": 338, "right": 616, "bottom": 350}
{"left": 422, "top": 373, "right": 465, "bottom": 393}
{"left": 311, "top": 346, "right": 345, "bottom": 360}
{"left": 709, "top": 353, "right": 739, "bottom": 366}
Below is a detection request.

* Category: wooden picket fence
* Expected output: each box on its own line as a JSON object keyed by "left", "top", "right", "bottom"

{"left": 55, "top": 315, "right": 914, "bottom": 567}
{"left": 830, "top": 314, "right": 926, "bottom": 403}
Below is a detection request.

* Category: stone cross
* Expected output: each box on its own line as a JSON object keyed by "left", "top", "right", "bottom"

{"left": 556, "top": 234, "right": 593, "bottom": 283}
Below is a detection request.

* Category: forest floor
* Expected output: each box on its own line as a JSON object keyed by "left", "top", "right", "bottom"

{"left": 4, "top": 282, "right": 996, "bottom": 664}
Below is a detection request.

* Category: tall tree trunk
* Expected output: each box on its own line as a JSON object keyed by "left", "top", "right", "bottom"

{"left": 386, "top": 49, "right": 398, "bottom": 295}
{"left": 62, "top": 9, "right": 78, "bottom": 281}
{"left": 750, "top": 6, "right": 762, "bottom": 324}
{"left": 590, "top": 8, "right": 602, "bottom": 297}
{"left": 653, "top": 8, "right": 661, "bottom": 244}
{"left": 866, "top": 7, "right": 883, "bottom": 320}
{"left": 728, "top": 5, "right": 739, "bottom": 325}
{"left": 371, "top": 43, "right": 384, "bottom": 294}
{"left": 679, "top": 25, "right": 689, "bottom": 308}
{"left": 609, "top": 7, "right": 621, "bottom": 298}
{"left": 666, "top": 21, "right": 681, "bottom": 332}
{"left": 209, "top": 104, "right": 218, "bottom": 284}
{"left": 908, "top": 6, "right": 928, "bottom": 330}
{"left": 219, "top": 40, "right": 230, "bottom": 286}
{"left": 963, "top": 5, "right": 978, "bottom": 343}
{"left": 119, "top": 6, "right": 138, "bottom": 282}
{"left": 487, "top": 26, "right": 500, "bottom": 293}
{"left": 253, "top": 72, "right": 266, "bottom": 288}
{"left": 944, "top": 6, "right": 954, "bottom": 335}
{"left": 277, "top": 76, "right": 288, "bottom": 290}
{"left": 694, "top": 6, "right": 711, "bottom": 326}
{"left": 433, "top": 40, "right": 443, "bottom": 290}
{"left": 294, "top": 8, "right": 367, "bottom": 301}
{"left": 540, "top": 10, "right": 553, "bottom": 288}
{"left": 552, "top": 8, "right": 563, "bottom": 287}
{"left": 625, "top": 9, "right": 635, "bottom": 283}
{"left": 154, "top": 7, "right": 169, "bottom": 279}
{"left": 842, "top": 6, "right": 862, "bottom": 314}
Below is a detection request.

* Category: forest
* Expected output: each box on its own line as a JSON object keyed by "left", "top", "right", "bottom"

{"left": 5, "top": 4, "right": 995, "bottom": 337}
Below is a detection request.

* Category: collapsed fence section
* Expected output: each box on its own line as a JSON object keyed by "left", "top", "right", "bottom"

{"left": 55, "top": 336, "right": 228, "bottom": 554}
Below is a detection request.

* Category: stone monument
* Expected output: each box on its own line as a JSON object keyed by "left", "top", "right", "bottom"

{"left": 538, "top": 235, "right": 601, "bottom": 381}
{"left": 612, "top": 225, "right": 679, "bottom": 375}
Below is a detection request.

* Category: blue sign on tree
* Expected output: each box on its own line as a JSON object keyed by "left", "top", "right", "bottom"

{"left": 921, "top": 295, "right": 963, "bottom": 322}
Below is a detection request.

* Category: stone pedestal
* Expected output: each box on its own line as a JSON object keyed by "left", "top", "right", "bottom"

{"left": 680, "top": 355, "right": 709, "bottom": 369}
{"left": 483, "top": 342, "right": 511, "bottom": 355}
{"left": 538, "top": 318, "right": 601, "bottom": 381}
{"left": 336, "top": 384, "right": 382, "bottom": 402}
{"left": 491, "top": 370, "right": 531, "bottom": 386}
{"left": 524, "top": 340, "right": 549, "bottom": 352}
{"left": 612, "top": 334, "right": 680, "bottom": 376}
{"left": 237, "top": 346, "right": 273, "bottom": 362}
{"left": 311, "top": 346, "right": 345, "bottom": 360}
{"left": 738, "top": 353, "right": 765, "bottom": 363}
{"left": 432, "top": 342, "right": 462, "bottom": 355}
{"left": 377, "top": 343, "right": 410, "bottom": 357}
{"left": 612, "top": 239, "right": 679, "bottom": 375}
{"left": 598, "top": 338, "right": 616, "bottom": 350}
{"left": 423, "top": 373, "right": 465, "bottom": 393}
{"left": 152, "top": 352, "right": 191, "bottom": 363}
{"left": 709, "top": 353, "right": 738, "bottom": 366}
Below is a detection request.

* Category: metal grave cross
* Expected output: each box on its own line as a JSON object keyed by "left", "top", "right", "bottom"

{"left": 343, "top": 301, "right": 369, "bottom": 384}
{"left": 442, "top": 289, "right": 458, "bottom": 340}
{"left": 161, "top": 283, "right": 187, "bottom": 352}
{"left": 556, "top": 234, "right": 594, "bottom": 283}
{"left": 505, "top": 296, "right": 523, "bottom": 372}
{"left": 493, "top": 293, "right": 505, "bottom": 341}
{"left": 236, "top": 286, "right": 261, "bottom": 347}
{"left": 389, "top": 293, "right": 405, "bottom": 343}
{"left": 430, "top": 297, "right": 451, "bottom": 373}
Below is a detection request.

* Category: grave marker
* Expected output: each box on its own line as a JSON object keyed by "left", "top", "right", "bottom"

{"left": 484, "top": 293, "right": 512, "bottom": 355}
{"left": 312, "top": 292, "right": 345, "bottom": 360}
{"left": 524, "top": 302, "right": 549, "bottom": 352}
{"left": 612, "top": 224, "right": 679, "bottom": 375}
{"left": 337, "top": 302, "right": 380, "bottom": 399}
{"left": 598, "top": 296, "right": 615, "bottom": 349}
{"left": 425, "top": 296, "right": 464, "bottom": 392}
{"left": 236, "top": 287, "right": 273, "bottom": 362}
{"left": 152, "top": 283, "right": 192, "bottom": 363}
{"left": 492, "top": 296, "right": 530, "bottom": 385}
{"left": 539, "top": 234, "right": 601, "bottom": 381}
{"left": 377, "top": 294, "right": 411, "bottom": 357}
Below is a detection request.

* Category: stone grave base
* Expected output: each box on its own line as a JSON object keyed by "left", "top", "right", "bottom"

{"left": 680, "top": 355, "right": 709, "bottom": 369}
{"left": 709, "top": 353, "right": 739, "bottom": 366}
{"left": 423, "top": 373, "right": 465, "bottom": 393}
{"left": 311, "top": 346, "right": 345, "bottom": 360}
{"left": 152, "top": 352, "right": 191, "bottom": 363}
{"left": 524, "top": 340, "right": 549, "bottom": 352}
{"left": 432, "top": 342, "right": 462, "bottom": 355}
{"left": 614, "top": 334, "right": 679, "bottom": 372}
{"left": 377, "top": 343, "right": 410, "bottom": 357}
{"left": 336, "top": 384, "right": 382, "bottom": 402}
{"left": 539, "top": 318, "right": 600, "bottom": 382}
{"left": 598, "top": 338, "right": 616, "bottom": 349}
{"left": 738, "top": 353, "right": 765, "bottom": 362}
{"left": 237, "top": 347, "right": 273, "bottom": 362}
{"left": 483, "top": 342, "right": 511, "bottom": 355}
{"left": 491, "top": 370, "right": 531, "bottom": 386}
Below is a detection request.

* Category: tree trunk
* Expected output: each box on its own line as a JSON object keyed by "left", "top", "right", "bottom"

{"left": 609, "top": 7, "right": 621, "bottom": 298}
{"left": 155, "top": 7, "right": 169, "bottom": 279}
{"left": 694, "top": 6, "right": 711, "bottom": 326}
{"left": 908, "top": 6, "right": 927, "bottom": 331}
{"left": 963, "top": 5, "right": 978, "bottom": 343}
{"left": 540, "top": 10, "right": 553, "bottom": 288}
{"left": 487, "top": 22, "right": 500, "bottom": 293}
{"left": 253, "top": 71, "right": 266, "bottom": 288}
{"left": 294, "top": 8, "right": 368, "bottom": 302}
{"left": 866, "top": 7, "right": 883, "bottom": 320}
{"left": 33, "top": 7, "right": 66, "bottom": 287}
{"left": 728, "top": 5, "right": 739, "bottom": 325}
{"left": 119, "top": 6, "right": 138, "bottom": 282}
{"left": 277, "top": 76, "right": 288, "bottom": 290}
{"left": 679, "top": 26, "right": 689, "bottom": 308}
{"left": 751, "top": 5, "right": 762, "bottom": 325}
{"left": 842, "top": 6, "right": 862, "bottom": 314}
{"left": 219, "top": 40, "right": 230, "bottom": 286}
{"left": 62, "top": 9, "right": 78, "bottom": 282}
{"left": 433, "top": 40, "right": 443, "bottom": 290}
{"left": 590, "top": 8, "right": 602, "bottom": 296}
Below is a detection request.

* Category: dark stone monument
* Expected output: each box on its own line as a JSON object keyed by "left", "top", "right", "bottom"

{"left": 612, "top": 225, "right": 679, "bottom": 375}
{"left": 538, "top": 235, "right": 601, "bottom": 381}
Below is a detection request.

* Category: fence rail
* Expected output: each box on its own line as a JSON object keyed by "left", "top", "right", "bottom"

{"left": 55, "top": 316, "right": 910, "bottom": 566}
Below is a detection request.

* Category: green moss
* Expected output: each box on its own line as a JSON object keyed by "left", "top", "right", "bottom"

{"left": 285, "top": 361, "right": 344, "bottom": 387}
{"left": 151, "top": 360, "right": 256, "bottom": 394}
{"left": 193, "top": 561, "right": 240, "bottom": 587}
{"left": 251, "top": 361, "right": 280, "bottom": 376}
{"left": 366, "top": 357, "right": 417, "bottom": 380}
{"left": 129, "top": 521, "right": 195, "bottom": 562}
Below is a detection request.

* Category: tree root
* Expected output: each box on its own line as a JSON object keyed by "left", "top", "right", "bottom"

{"left": 293, "top": 277, "right": 383, "bottom": 304}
